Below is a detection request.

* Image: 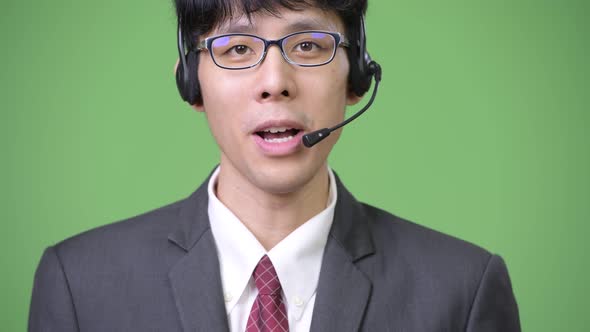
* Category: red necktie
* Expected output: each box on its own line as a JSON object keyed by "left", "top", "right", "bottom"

{"left": 245, "top": 255, "right": 289, "bottom": 332}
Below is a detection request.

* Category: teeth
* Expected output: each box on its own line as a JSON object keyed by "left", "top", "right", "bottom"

{"left": 264, "top": 127, "right": 289, "bottom": 133}
{"left": 264, "top": 135, "right": 294, "bottom": 143}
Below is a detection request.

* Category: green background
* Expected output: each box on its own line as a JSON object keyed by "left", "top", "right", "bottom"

{"left": 1, "top": 0, "right": 588, "bottom": 330}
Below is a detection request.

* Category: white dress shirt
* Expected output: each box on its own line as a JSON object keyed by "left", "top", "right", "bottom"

{"left": 208, "top": 166, "right": 337, "bottom": 332}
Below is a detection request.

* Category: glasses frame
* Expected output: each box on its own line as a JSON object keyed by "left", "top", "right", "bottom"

{"left": 195, "top": 30, "right": 350, "bottom": 70}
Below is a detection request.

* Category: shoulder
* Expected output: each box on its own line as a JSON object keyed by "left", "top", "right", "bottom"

{"left": 359, "top": 202, "right": 493, "bottom": 280}
{"left": 365, "top": 203, "right": 489, "bottom": 255}
{"left": 356, "top": 203, "right": 520, "bottom": 330}
{"left": 50, "top": 198, "right": 188, "bottom": 272}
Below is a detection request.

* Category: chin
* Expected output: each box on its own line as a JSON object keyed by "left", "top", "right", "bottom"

{"left": 247, "top": 162, "right": 322, "bottom": 195}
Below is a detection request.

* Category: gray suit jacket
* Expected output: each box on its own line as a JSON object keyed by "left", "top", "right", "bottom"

{"left": 29, "top": 172, "right": 520, "bottom": 331}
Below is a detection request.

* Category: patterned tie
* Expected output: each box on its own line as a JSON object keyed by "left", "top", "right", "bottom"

{"left": 245, "top": 255, "right": 289, "bottom": 332}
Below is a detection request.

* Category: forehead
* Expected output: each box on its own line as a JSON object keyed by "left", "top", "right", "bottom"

{"left": 210, "top": 7, "right": 344, "bottom": 36}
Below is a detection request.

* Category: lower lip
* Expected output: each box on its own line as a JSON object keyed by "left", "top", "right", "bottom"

{"left": 252, "top": 131, "right": 305, "bottom": 156}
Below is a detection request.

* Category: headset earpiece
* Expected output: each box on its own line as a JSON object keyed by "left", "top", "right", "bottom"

{"left": 176, "top": 21, "right": 203, "bottom": 106}
{"left": 175, "top": 53, "right": 189, "bottom": 101}
{"left": 348, "top": 15, "right": 375, "bottom": 97}
{"left": 176, "top": 50, "right": 202, "bottom": 105}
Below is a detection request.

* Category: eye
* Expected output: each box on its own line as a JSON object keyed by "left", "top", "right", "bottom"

{"left": 230, "top": 45, "right": 251, "bottom": 55}
{"left": 295, "top": 41, "right": 320, "bottom": 52}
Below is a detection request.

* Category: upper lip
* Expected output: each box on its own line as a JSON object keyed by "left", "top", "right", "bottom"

{"left": 252, "top": 119, "right": 307, "bottom": 134}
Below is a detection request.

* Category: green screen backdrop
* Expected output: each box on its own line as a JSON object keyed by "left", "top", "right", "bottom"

{"left": 2, "top": 0, "right": 589, "bottom": 330}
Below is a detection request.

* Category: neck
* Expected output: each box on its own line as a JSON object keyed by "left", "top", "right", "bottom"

{"left": 215, "top": 162, "right": 330, "bottom": 251}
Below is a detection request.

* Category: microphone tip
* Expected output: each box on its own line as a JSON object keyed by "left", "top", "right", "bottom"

{"left": 302, "top": 128, "right": 331, "bottom": 148}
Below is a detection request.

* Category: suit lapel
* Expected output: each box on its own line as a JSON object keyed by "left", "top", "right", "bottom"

{"left": 169, "top": 235, "right": 229, "bottom": 332}
{"left": 309, "top": 238, "right": 373, "bottom": 332}
{"left": 310, "top": 173, "right": 375, "bottom": 332}
{"left": 168, "top": 174, "right": 230, "bottom": 332}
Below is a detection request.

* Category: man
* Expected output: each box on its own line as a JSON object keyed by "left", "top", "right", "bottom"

{"left": 29, "top": 0, "right": 520, "bottom": 331}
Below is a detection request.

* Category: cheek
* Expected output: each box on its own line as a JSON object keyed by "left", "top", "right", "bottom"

{"left": 199, "top": 76, "right": 248, "bottom": 150}
{"left": 300, "top": 63, "right": 349, "bottom": 119}
{"left": 200, "top": 74, "right": 241, "bottom": 107}
{"left": 199, "top": 69, "right": 248, "bottom": 126}
{"left": 316, "top": 52, "right": 349, "bottom": 97}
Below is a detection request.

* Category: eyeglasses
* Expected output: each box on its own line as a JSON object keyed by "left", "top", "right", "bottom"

{"left": 196, "top": 30, "right": 349, "bottom": 70}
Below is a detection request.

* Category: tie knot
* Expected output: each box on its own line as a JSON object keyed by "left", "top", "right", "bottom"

{"left": 253, "top": 255, "right": 282, "bottom": 295}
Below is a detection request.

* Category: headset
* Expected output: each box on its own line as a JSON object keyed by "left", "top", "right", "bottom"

{"left": 175, "top": 13, "right": 382, "bottom": 147}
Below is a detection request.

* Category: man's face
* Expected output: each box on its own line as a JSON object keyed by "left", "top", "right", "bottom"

{"left": 194, "top": 6, "right": 360, "bottom": 194}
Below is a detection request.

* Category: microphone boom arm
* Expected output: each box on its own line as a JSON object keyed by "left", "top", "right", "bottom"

{"left": 302, "top": 61, "right": 382, "bottom": 148}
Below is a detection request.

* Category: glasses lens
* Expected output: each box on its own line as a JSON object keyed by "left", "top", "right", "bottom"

{"left": 210, "top": 35, "right": 265, "bottom": 68}
{"left": 283, "top": 32, "right": 337, "bottom": 66}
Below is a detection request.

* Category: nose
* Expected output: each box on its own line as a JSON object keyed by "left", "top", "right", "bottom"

{"left": 254, "top": 44, "right": 297, "bottom": 102}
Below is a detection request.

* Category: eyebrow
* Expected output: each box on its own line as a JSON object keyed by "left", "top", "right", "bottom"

{"left": 217, "top": 17, "right": 336, "bottom": 35}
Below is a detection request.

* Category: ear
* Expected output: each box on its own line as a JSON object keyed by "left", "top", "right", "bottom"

{"left": 174, "top": 58, "right": 180, "bottom": 75}
{"left": 191, "top": 103, "right": 205, "bottom": 112}
{"left": 346, "top": 89, "right": 363, "bottom": 106}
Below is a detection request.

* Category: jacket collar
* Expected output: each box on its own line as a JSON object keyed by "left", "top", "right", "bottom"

{"left": 168, "top": 169, "right": 375, "bottom": 257}
{"left": 167, "top": 168, "right": 230, "bottom": 332}
{"left": 329, "top": 173, "right": 375, "bottom": 261}
{"left": 167, "top": 168, "right": 375, "bottom": 332}
{"left": 167, "top": 168, "right": 216, "bottom": 252}
{"left": 310, "top": 172, "right": 375, "bottom": 331}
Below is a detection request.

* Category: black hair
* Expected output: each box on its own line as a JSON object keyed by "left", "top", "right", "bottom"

{"left": 173, "top": 0, "right": 367, "bottom": 50}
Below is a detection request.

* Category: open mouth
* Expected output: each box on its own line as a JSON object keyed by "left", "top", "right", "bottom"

{"left": 255, "top": 127, "right": 302, "bottom": 143}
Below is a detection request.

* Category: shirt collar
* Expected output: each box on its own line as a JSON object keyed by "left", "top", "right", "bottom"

{"left": 207, "top": 165, "right": 337, "bottom": 320}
